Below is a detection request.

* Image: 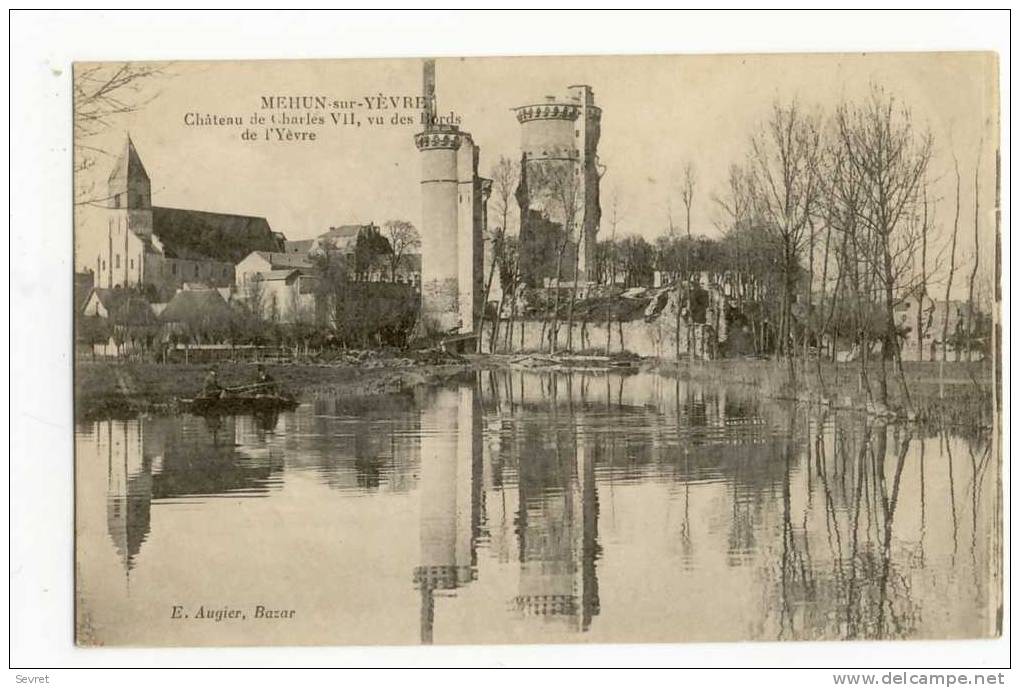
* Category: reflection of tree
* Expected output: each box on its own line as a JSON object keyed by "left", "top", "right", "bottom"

{"left": 305, "top": 393, "right": 420, "bottom": 493}
{"left": 772, "top": 414, "right": 922, "bottom": 640}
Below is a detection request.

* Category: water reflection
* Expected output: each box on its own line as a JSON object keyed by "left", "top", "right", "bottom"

{"left": 75, "top": 369, "right": 1000, "bottom": 646}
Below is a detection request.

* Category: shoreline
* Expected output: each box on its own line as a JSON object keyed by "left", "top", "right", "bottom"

{"left": 75, "top": 354, "right": 995, "bottom": 429}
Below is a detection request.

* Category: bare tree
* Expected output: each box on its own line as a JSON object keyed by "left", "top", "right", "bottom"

{"left": 916, "top": 185, "right": 932, "bottom": 362}
{"left": 836, "top": 87, "right": 933, "bottom": 407}
{"left": 747, "top": 100, "right": 821, "bottom": 384}
{"left": 481, "top": 157, "right": 519, "bottom": 352}
{"left": 942, "top": 155, "right": 962, "bottom": 368}
{"left": 74, "top": 62, "right": 170, "bottom": 205}
{"left": 243, "top": 273, "right": 267, "bottom": 324}
{"left": 680, "top": 163, "right": 697, "bottom": 361}
{"left": 605, "top": 190, "right": 624, "bottom": 355}
{"left": 532, "top": 161, "right": 583, "bottom": 354}
{"left": 966, "top": 143, "right": 983, "bottom": 361}
{"left": 825, "top": 140, "right": 875, "bottom": 398}
{"left": 382, "top": 220, "right": 420, "bottom": 282}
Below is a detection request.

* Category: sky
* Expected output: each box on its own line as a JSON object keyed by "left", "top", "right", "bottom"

{"left": 77, "top": 52, "right": 998, "bottom": 297}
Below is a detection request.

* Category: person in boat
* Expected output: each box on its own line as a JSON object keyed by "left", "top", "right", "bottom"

{"left": 255, "top": 364, "right": 278, "bottom": 396}
{"left": 202, "top": 366, "right": 223, "bottom": 399}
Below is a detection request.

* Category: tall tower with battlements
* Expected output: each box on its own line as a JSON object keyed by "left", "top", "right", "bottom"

{"left": 514, "top": 85, "right": 602, "bottom": 287}
{"left": 413, "top": 60, "right": 490, "bottom": 336}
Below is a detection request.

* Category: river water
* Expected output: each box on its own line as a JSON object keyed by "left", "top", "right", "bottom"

{"left": 75, "top": 369, "right": 1000, "bottom": 647}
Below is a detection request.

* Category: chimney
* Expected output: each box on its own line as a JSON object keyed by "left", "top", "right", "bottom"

{"left": 423, "top": 59, "right": 436, "bottom": 130}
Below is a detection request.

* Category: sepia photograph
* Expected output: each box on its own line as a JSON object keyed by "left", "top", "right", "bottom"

{"left": 70, "top": 50, "right": 1001, "bottom": 648}
{"left": 8, "top": 9, "right": 1011, "bottom": 679}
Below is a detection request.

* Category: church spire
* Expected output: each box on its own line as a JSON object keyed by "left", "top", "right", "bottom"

{"left": 107, "top": 134, "right": 151, "bottom": 209}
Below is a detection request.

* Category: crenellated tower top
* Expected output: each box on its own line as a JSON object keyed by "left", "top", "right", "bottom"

{"left": 414, "top": 124, "right": 472, "bottom": 152}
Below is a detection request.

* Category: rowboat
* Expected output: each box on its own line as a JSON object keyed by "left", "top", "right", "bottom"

{"left": 179, "top": 392, "right": 299, "bottom": 416}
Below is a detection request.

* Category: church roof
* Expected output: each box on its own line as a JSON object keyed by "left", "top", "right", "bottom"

{"left": 103, "top": 136, "right": 282, "bottom": 265}
{"left": 108, "top": 136, "right": 150, "bottom": 183}
{"left": 152, "top": 206, "right": 283, "bottom": 264}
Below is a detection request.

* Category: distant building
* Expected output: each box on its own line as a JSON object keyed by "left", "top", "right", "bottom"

{"left": 235, "top": 251, "right": 314, "bottom": 286}
{"left": 895, "top": 295, "right": 972, "bottom": 361}
{"left": 234, "top": 251, "right": 321, "bottom": 324}
{"left": 247, "top": 269, "right": 320, "bottom": 324}
{"left": 80, "top": 287, "right": 160, "bottom": 356}
{"left": 74, "top": 271, "right": 95, "bottom": 314}
{"left": 158, "top": 287, "right": 236, "bottom": 336}
{"left": 307, "top": 223, "right": 422, "bottom": 285}
{"left": 313, "top": 224, "right": 371, "bottom": 255}
{"left": 75, "top": 136, "right": 283, "bottom": 299}
{"left": 81, "top": 287, "right": 154, "bottom": 321}
{"left": 283, "top": 238, "right": 316, "bottom": 256}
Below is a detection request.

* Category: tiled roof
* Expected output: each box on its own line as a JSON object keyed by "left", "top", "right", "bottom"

{"left": 250, "top": 251, "right": 314, "bottom": 270}
{"left": 108, "top": 136, "right": 150, "bottom": 183}
{"left": 159, "top": 288, "right": 233, "bottom": 323}
{"left": 258, "top": 269, "right": 302, "bottom": 282}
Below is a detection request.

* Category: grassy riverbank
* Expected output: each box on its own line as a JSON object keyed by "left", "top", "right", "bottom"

{"left": 654, "top": 358, "right": 997, "bottom": 429}
{"left": 76, "top": 351, "right": 996, "bottom": 430}
{"left": 74, "top": 349, "right": 483, "bottom": 421}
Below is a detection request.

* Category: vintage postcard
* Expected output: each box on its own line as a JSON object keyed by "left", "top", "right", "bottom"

{"left": 73, "top": 52, "right": 1001, "bottom": 647}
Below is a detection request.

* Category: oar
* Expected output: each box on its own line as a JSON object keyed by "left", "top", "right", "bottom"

{"left": 223, "top": 382, "right": 276, "bottom": 393}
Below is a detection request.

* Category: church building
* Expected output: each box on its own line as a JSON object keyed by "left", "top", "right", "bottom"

{"left": 75, "top": 136, "right": 283, "bottom": 300}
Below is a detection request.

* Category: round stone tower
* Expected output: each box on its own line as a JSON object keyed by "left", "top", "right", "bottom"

{"left": 514, "top": 85, "right": 602, "bottom": 287}
{"left": 414, "top": 125, "right": 463, "bottom": 333}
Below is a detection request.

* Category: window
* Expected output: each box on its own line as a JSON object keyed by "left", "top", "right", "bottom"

{"left": 115, "top": 254, "right": 120, "bottom": 269}
{"left": 101, "top": 259, "right": 106, "bottom": 271}
{"left": 172, "top": 263, "right": 177, "bottom": 276}
{"left": 129, "top": 259, "right": 134, "bottom": 270}
{"left": 194, "top": 265, "right": 199, "bottom": 277}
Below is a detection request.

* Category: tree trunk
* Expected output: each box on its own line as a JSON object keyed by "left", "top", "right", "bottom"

{"left": 491, "top": 289, "right": 506, "bottom": 353}
{"left": 548, "top": 240, "right": 568, "bottom": 354}
{"left": 918, "top": 190, "right": 929, "bottom": 362}
{"left": 566, "top": 234, "right": 582, "bottom": 352}
{"left": 966, "top": 152, "right": 982, "bottom": 362}
{"left": 477, "top": 233, "right": 503, "bottom": 353}
{"left": 941, "top": 158, "right": 962, "bottom": 394}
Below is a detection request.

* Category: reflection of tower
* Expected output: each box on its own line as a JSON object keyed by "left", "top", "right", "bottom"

{"left": 414, "top": 60, "right": 490, "bottom": 335}
{"left": 102, "top": 419, "right": 153, "bottom": 575}
{"left": 513, "top": 425, "right": 600, "bottom": 631}
{"left": 413, "top": 385, "right": 483, "bottom": 644}
{"left": 514, "top": 85, "right": 602, "bottom": 286}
